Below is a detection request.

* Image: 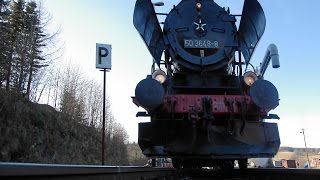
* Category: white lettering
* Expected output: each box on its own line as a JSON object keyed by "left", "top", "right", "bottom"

{"left": 184, "top": 39, "right": 219, "bottom": 49}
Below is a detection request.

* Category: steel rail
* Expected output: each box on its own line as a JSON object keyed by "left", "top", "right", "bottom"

{"left": 0, "top": 162, "right": 176, "bottom": 180}
{"left": 2, "top": 163, "right": 320, "bottom": 180}
{"left": 179, "top": 168, "right": 320, "bottom": 180}
{"left": 245, "top": 168, "right": 320, "bottom": 179}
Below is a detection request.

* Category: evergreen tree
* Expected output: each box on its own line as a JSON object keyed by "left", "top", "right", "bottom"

{"left": 0, "top": 0, "right": 11, "bottom": 87}
{"left": 1, "top": 0, "right": 50, "bottom": 98}
{"left": 25, "top": 1, "right": 48, "bottom": 98}
{"left": 7, "top": 0, "right": 25, "bottom": 91}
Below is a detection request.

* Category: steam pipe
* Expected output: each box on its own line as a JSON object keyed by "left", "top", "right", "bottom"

{"left": 258, "top": 44, "right": 280, "bottom": 78}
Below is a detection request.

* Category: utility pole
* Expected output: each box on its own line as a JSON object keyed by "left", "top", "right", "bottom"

{"left": 300, "top": 128, "right": 311, "bottom": 168}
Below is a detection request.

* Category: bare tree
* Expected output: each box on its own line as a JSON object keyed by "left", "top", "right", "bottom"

{"left": 59, "top": 65, "right": 86, "bottom": 121}
{"left": 85, "top": 81, "right": 104, "bottom": 127}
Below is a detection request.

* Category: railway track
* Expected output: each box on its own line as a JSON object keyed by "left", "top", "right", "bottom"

{"left": 0, "top": 163, "right": 176, "bottom": 180}
{"left": 1, "top": 162, "right": 320, "bottom": 180}
{"left": 179, "top": 168, "right": 320, "bottom": 180}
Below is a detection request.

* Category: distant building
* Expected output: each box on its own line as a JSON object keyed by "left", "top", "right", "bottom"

{"left": 311, "top": 158, "right": 320, "bottom": 168}
{"left": 281, "top": 159, "right": 297, "bottom": 168}
{"left": 273, "top": 160, "right": 282, "bottom": 167}
{"left": 248, "top": 158, "right": 274, "bottom": 168}
{"left": 272, "top": 159, "right": 297, "bottom": 168}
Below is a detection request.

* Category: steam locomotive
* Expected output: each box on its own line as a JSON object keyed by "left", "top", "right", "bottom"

{"left": 132, "top": 0, "right": 280, "bottom": 169}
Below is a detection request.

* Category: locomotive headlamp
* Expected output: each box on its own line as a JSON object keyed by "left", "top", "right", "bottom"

{"left": 244, "top": 71, "right": 258, "bottom": 86}
{"left": 196, "top": 3, "right": 202, "bottom": 11}
{"left": 152, "top": 70, "right": 167, "bottom": 84}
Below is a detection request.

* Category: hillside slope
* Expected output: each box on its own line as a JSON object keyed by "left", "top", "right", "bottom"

{"left": 0, "top": 90, "right": 112, "bottom": 164}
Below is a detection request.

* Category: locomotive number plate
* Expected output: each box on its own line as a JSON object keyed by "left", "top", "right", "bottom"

{"left": 184, "top": 39, "right": 219, "bottom": 49}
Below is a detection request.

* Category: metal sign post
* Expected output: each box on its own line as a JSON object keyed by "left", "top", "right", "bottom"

{"left": 96, "top": 43, "right": 112, "bottom": 165}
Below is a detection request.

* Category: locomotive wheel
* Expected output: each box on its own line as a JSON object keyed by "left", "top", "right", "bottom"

{"left": 172, "top": 158, "right": 182, "bottom": 169}
{"left": 182, "top": 159, "right": 201, "bottom": 169}
{"left": 238, "top": 159, "right": 248, "bottom": 169}
{"left": 220, "top": 160, "right": 234, "bottom": 170}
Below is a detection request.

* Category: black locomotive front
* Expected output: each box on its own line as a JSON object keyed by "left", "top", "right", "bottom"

{"left": 164, "top": 0, "right": 237, "bottom": 72}
{"left": 133, "top": 0, "right": 281, "bottom": 169}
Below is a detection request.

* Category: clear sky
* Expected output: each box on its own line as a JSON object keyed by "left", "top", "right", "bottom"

{"left": 43, "top": 0, "right": 320, "bottom": 148}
